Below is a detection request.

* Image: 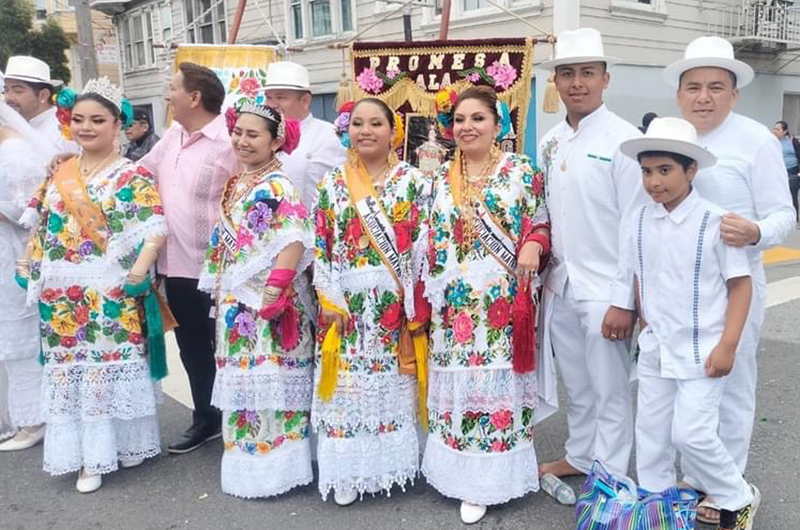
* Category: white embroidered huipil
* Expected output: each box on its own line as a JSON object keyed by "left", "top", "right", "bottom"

{"left": 626, "top": 190, "right": 751, "bottom": 380}
{"left": 278, "top": 113, "right": 346, "bottom": 210}
{"left": 29, "top": 107, "right": 79, "bottom": 154}
{"left": 682, "top": 111, "right": 794, "bottom": 480}
{"left": 628, "top": 190, "right": 754, "bottom": 512}
{"left": 537, "top": 104, "right": 645, "bottom": 477}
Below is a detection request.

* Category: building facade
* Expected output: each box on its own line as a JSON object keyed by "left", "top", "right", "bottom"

{"left": 95, "top": 0, "right": 800, "bottom": 142}
{"left": 31, "top": 0, "right": 121, "bottom": 89}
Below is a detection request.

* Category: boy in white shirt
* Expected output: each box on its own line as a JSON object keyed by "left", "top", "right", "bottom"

{"left": 619, "top": 117, "right": 759, "bottom": 530}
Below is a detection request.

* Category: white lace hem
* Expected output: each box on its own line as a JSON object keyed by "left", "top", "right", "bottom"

{"left": 421, "top": 435, "right": 539, "bottom": 505}
{"left": 42, "top": 361, "right": 158, "bottom": 422}
{"left": 43, "top": 414, "right": 161, "bottom": 476}
{"left": 316, "top": 423, "right": 420, "bottom": 500}
{"left": 221, "top": 437, "right": 313, "bottom": 498}
{"left": 212, "top": 368, "right": 313, "bottom": 411}
{"left": 5, "top": 355, "right": 43, "bottom": 427}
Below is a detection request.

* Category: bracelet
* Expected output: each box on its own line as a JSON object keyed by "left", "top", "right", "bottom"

{"left": 143, "top": 241, "right": 161, "bottom": 252}
{"left": 127, "top": 272, "right": 147, "bottom": 283}
{"left": 525, "top": 233, "right": 551, "bottom": 256}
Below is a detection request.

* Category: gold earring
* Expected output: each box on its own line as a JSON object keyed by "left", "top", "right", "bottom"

{"left": 388, "top": 149, "right": 399, "bottom": 167}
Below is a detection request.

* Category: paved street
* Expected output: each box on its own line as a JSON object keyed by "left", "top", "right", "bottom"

{"left": 2, "top": 238, "right": 800, "bottom": 530}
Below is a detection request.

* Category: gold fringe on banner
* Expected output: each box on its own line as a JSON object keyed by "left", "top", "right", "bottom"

{"left": 173, "top": 44, "right": 277, "bottom": 71}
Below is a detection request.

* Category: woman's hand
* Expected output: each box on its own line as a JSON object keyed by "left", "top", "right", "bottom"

{"left": 48, "top": 153, "right": 75, "bottom": 175}
{"left": 320, "top": 308, "right": 348, "bottom": 335}
{"left": 516, "top": 241, "right": 542, "bottom": 285}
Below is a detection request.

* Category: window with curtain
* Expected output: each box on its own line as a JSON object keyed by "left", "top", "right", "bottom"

{"left": 132, "top": 14, "right": 145, "bottom": 66}
{"left": 217, "top": 1, "right": 227, "bottom": 43}
{"left": 184, "top": 0, "right": 196, "bottom": 43}
{"left": 341, "top": 0, "right": 353, "bottom": 32}
{"left": 123, "top": 17, "right": 133, "bottom": 68}
{"left": 291, "top": 0, "right": 304, "bottom": 39}
{"left": 161, "top": 4, "right": 173, "bottom": 42}
{"left": 310, "top": 0, "right": 332, "bottom": 37}
{"left": 184, "top": 0, "right": 226, "bottom": 44}
{"left": 146, "top": 12, "right": 155, "bottom": 63}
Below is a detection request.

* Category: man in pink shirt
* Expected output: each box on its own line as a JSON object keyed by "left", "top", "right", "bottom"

{"left": 140, "top": 63, "right": 239, "bottom": 453}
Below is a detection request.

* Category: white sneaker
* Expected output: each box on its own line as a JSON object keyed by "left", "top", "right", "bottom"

{"left": 76, "top": 471, "right": 102, "bottom": 494}
{"left": 120, "top": 458, "right": 144, "bottom": 469}
{"left": 333, "top": 488, "right": 358, "bottom": 506}
{"left": 0, "top": 425, "right": 45, "bottom": 452}
{"left": 460, "top": 501, "right": 487, "bottom": 524}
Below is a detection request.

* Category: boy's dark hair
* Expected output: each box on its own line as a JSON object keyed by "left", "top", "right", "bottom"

{"left": 178, "top": 62, "right": 225, "bottom": 114}
{"left": 637, "top": 150, "right": 696, "bottom": 172}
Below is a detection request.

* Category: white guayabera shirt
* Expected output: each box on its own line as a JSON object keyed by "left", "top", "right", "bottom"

{"left": 30, "top": 106, "right": 79, "bottom": 155}
{"left": 538, "top": 104, "right": 647, "bottom": 309}
{"left": 279, "top": 113, "right": 347, "bottom": 212}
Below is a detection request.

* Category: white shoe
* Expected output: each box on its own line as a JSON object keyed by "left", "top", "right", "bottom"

{"left": 120, "top": 458, "right": 144, "bottom": 469}
{"left": 460, "top": 501, "right": 487, "bottom": 524}
{"left": 76, "top": 471, "right": 102, "bottom": 493}
{"left": 333, "top": 488, "right": 358, "bottom": 506}
{"left": 0, "top": 425, "right": 45, "bottom": 452}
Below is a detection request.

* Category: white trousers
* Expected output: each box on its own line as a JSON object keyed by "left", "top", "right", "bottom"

{"left": 547, "top": 282, "right": 634, "bottom": 477}
{"left": 0, "top": 364, "right": 12, "bottom": 436}
{"left": 683, "top": 272, "right": 765, "bottom": 488}
{"left": 636, "top": 373, "right": 753, "bottom": 511}
{"left": 3, "top": 356, "right": 43, "bottom": 428}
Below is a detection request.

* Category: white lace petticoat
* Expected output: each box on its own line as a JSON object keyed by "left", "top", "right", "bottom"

{"left": 316, "top": 422, "right": 420, "bottom": 501}
{"left": 221, "top": 437, "right": 313, "bottom": 499}
{"left": 43, "top": 414, "right": 161, "bottom": 476}
{"left": 421, "top": 435, "right": 539, "bottom": 506}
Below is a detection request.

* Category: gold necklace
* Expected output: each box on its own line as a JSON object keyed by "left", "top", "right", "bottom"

{"left": 78, "top": 149, "right": 118, "bottom": 179}
{"left": 221, "top": 157, "right": 282, "bottom": 216}
{"left": 459, "top": 146, "right": 500, "bottom": 252}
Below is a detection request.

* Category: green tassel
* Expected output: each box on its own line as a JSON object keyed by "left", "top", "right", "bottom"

{"left": 124, "top": 279, "right": 168, "bottom": 381}
{"left": 14, "top": 272, "right": 28, "bottom": 290}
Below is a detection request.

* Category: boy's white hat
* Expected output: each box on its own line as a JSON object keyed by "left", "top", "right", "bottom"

{"left": 263, "top": 61, "right": 311, "bottom": 91}
{"left": 620, "top": 117, "right": 717, "bottom": 169}
{"left": 664, "top": 36, "right": 754, "bottom": 88}
{"left": 4, "top": 56, "right": 63, "bottom": 87}
{"left": 539, "top": 28, "right": 618, "bottom": 71}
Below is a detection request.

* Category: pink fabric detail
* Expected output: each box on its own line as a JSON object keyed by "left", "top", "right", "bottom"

{"left": 138, "top": 114, "right": 240, "bottom": 279}
{"left": 258, "top": 269, "right": 299, "bottom": 350}
{"left": 281, "top": 118, "right": 301, "bottom": 155}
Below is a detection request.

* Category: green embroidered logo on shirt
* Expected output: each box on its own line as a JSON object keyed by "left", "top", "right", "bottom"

{"left": 587, "top": 154, "right": 613, "bottom": 163}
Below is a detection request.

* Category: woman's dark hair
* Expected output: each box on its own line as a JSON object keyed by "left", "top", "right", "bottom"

{"left": 352, "top": 97, "right": 395, "bottom": 128}
{"left": 456, "top": 86, "right": 499, "bottom": 124}
{"left": 179, "top": 62, "right": 225, "bottom": 115}
{"left": 637, "top": 150, "right": 696, "bottom": 172}
{"left": 74, "top": 93, "right": 121, "bottom": 122}
{"left": 776, "top": 120, "right": 789, "bottom": 133}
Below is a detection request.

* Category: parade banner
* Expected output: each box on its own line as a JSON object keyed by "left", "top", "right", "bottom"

{"left": 171, "top": 44, "right": 278, "bottom": 124}
{"left": 351, "top": 39, "right": 534, "bottom": 163}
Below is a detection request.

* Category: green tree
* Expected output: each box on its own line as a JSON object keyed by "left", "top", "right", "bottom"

{"left": 30, "top": 19, "right": 71, "bottom": 84}
{"left": 0, "top": 0, "right": 71, "bottom": 85}
{"left": 0, "top": 0, "right": 34, "bottom": 69}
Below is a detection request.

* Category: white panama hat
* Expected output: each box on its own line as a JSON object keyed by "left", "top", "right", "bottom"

{"left": 263, "top": 61, "right": 311, "bottom": 92}
{"left": 539, "top": 28, "right": 619, "bottom": 71}
{"left": 620, "top": 117, "right": 717, "bottom": 169}
{"left": 664, "top": 36, "right": 754, "bottom": 88}
{"left": 3, "top": 56, "right": 63, "bottom": 88}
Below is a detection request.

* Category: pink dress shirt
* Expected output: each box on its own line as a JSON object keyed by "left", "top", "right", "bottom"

{"left": 140, "top": 114, "right": 240, "bottom": 279}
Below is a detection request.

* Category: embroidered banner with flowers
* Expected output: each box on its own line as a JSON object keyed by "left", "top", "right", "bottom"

{"left": 170, "top": 44, "right": 278, "bottom": 127}
{"left": 351, "top": 39, "right": 534, "bottom": 158}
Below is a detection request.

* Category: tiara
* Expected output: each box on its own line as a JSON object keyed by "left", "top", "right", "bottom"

{"left": 81, "top": 76, "right": 122, "bottom": 112}
{"left": 239, "top": 101, "right": 285, "bottom": 138}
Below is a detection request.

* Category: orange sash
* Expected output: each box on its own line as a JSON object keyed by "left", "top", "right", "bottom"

{"left": 53, "top": 158, "right": 109, "bottom": 252}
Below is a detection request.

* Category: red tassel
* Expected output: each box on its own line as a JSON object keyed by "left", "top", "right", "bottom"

{"left": 512, "top": 279, "right": 537, "bottom": 374}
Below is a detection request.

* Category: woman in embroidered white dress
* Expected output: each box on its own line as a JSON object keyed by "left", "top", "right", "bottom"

{"left": 422, "top": 86, "right": 551, "bottom": 524}
{"left": 198, "top": 102, "right": 316, "bottom": 498}
{"left": 313, "top": 98, "right": 431, "bottom": 506}
{"left": 0, "top": 100, "right": 53, "bottom": 451}
{"left": 18, "top": 79, "right": 167, "bottom": 493}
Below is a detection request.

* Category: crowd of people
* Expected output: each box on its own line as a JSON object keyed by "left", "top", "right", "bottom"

{"left": 0, "top": 27, "right": 792, "bottom": 529}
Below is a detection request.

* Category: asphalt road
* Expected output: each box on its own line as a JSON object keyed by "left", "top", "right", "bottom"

{"left": 2, "top": 261, "right": 799, "bottom": 530}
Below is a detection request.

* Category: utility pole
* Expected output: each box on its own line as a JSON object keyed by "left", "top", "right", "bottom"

{"left": 70, "top": 0, "right": 99, "bottom": 84}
